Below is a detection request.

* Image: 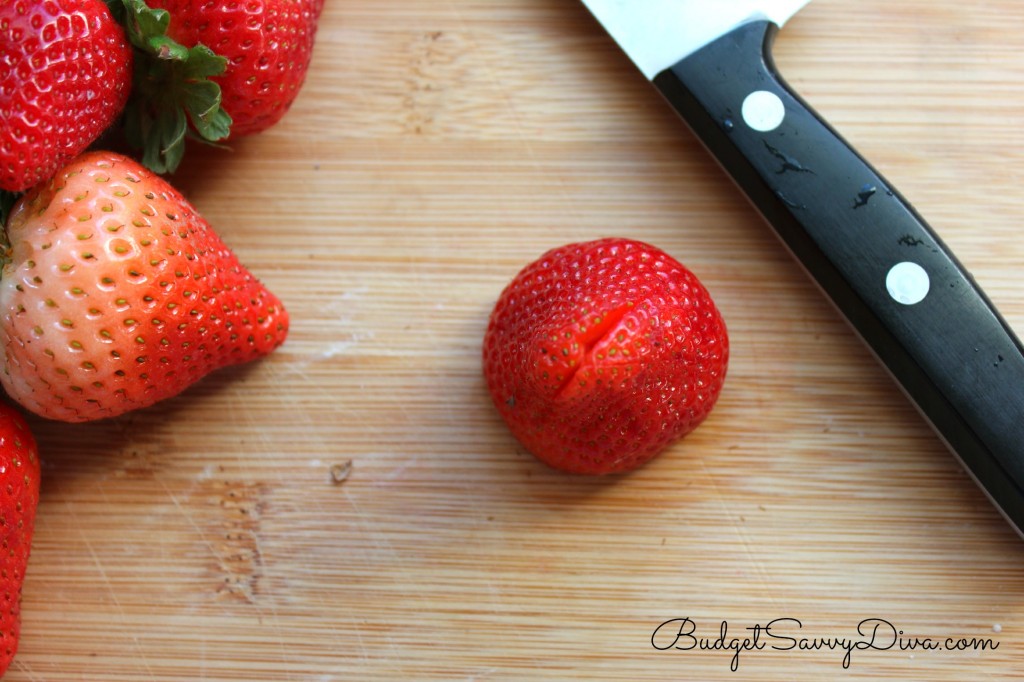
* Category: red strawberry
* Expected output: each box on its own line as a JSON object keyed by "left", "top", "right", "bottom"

{"left": 119, "top": 0, "right": 321, "bottom": 172}
{"left": 483, "top": 238, "right": 729, "bottom": 475}
{"left": 0, "top": 402, "right": 40, "bottom": 676}
{"left": 0, "top": 0, "right": 133, "bottom": 192}
{"left": 0, "top": 150, "right": 289, "bottom": 422}
{"left": 151, "top": 0, "right": 321, "bottom": 136}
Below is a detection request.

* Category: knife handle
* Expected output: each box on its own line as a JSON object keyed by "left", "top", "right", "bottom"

{"left": 652, "top": 20, "right": 1024, "bottom": 531}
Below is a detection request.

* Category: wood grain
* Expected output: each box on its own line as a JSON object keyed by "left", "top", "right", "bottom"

{"left": 8, "top": 0, "right": 1024, "bottom": 679}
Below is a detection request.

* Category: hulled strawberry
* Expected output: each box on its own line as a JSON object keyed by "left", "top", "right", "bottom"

{"left": 0, "top": 150, "right": 289, "bottom": 422}
{"left": 119, "top": 0, "right": 322, "bottom": 172}
{"left": 483, "top": 238, "right": 729, "bottom": 475}
{"left": 0, "top": 401, "right": 40, "bottom": 676}
{"left": 0, "top": 0, "right": 133, "bottom": 192}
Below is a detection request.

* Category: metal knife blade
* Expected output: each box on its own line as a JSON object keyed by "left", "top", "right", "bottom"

{"left": 582, "top": 0, "right": 811, "bottom": 78}
{"left": 581, "top": 0, "right": 1024, "bottom": 536}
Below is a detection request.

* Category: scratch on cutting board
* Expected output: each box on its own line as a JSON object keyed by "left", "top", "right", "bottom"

{"left": 12, "top": 658, "right": 42, "bottom": 681}
{"left": 245, "top": 529, "right": 302, "bottom": 681}
{"left": 272, "top": 331, "right": 376, "bottom": 385}
{"left": 337, "top": 485, "right": 438, "bottom": 647}
{"left": 160, "top": 478, "right": 222, "bottom": 567}
{"left": 338, "top": 286, "right": 369, "bottom": 302}
{"left": 75, "top": 502, "right": 159, "bottom": 681}
{"left": 698, "top": 459, "right": 782, "bottom": 608}
{"left": 337, "top": 488, "right": 421, "bottom": 663}
{"left": 375, "top": 454, "right": 422, "bottom": 485}
{"left": 297, "top": 506, "right": 373, "bottom": 666}
{"left": 319, "top": 340, "right": 356, "bottom": 361}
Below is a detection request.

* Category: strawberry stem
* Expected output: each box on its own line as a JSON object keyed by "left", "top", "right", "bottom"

{"left": 118, "top": 0, "right": 233, "bottom": 174}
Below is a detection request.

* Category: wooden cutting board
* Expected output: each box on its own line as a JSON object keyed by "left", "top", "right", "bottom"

{"left": 9, "top": 0, "right": 1024, "bottom": 679}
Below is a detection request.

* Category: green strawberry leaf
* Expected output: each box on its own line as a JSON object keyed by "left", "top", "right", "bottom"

{"left": 145, "top": 35, "right": 190, "bottom": 61}
{"left": 182, "top": 77, "right": 233, "bottom": 141}
{"left": 180, "top": 44, "right": 229, "bottom": 80}
{"left": 122, "top": 0, "right": 175, "bottom": 52}
{"left": 118, "top": 0, "right": 233, "bottom": 174}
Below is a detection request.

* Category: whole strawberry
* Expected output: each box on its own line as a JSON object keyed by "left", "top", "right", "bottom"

{"left": 154, "top": 0, "right": 321, "bottom": 137}
{"left": 0, "top": 0, "right": 133, "bottom": 192}
{"left": 0, "top": 150, "right": 289, "bottom": 422}
{"left": 483, "top": 238, "right": 729, "bottom": 475}
{"left": 119, "top": 0, "right": 321, "bottom": 172}
{"left": 0, "top": 402, "right": 40, "bottom": 676}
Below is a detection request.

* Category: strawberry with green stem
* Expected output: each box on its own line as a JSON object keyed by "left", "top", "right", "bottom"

{"left": 115, "top": 0, "right": 233, "bottom": 173}
{"left": 116, "top": 0, "right": 322, "bottom": 173}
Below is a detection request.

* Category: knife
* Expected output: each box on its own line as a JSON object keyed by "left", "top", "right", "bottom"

{"left": 581, "top": 0, "right": 1024, "bottom": 535}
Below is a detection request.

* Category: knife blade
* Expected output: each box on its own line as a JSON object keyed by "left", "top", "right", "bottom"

{"left": 582, "top": 0, "right": 1024, "bottom": 536}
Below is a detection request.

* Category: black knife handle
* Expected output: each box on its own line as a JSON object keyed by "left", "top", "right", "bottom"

{"left": 652, "top": 19, "right": 1024, "bottom": 531}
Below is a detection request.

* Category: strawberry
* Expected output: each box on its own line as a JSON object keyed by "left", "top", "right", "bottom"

{"left": 0, "top": 401, "right": 40, "bottom": 676}
{"left": 483, "top": 238, "right": 729, "bottom": 475}
{"left": 0, "top": 150, "right": 289, "bottom": 422}
{"left": 119, "top": 0, "right": 322, "bottom": 172}
{"left": 0, "top": 0, "right": 133, "bottom": 192}
{"left": 147, "top": 0, "right": 321, "bottom": 136}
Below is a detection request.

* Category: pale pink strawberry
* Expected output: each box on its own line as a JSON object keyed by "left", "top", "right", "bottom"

{"left": 0, "top": 150, "right": 289, "bottom": 422}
